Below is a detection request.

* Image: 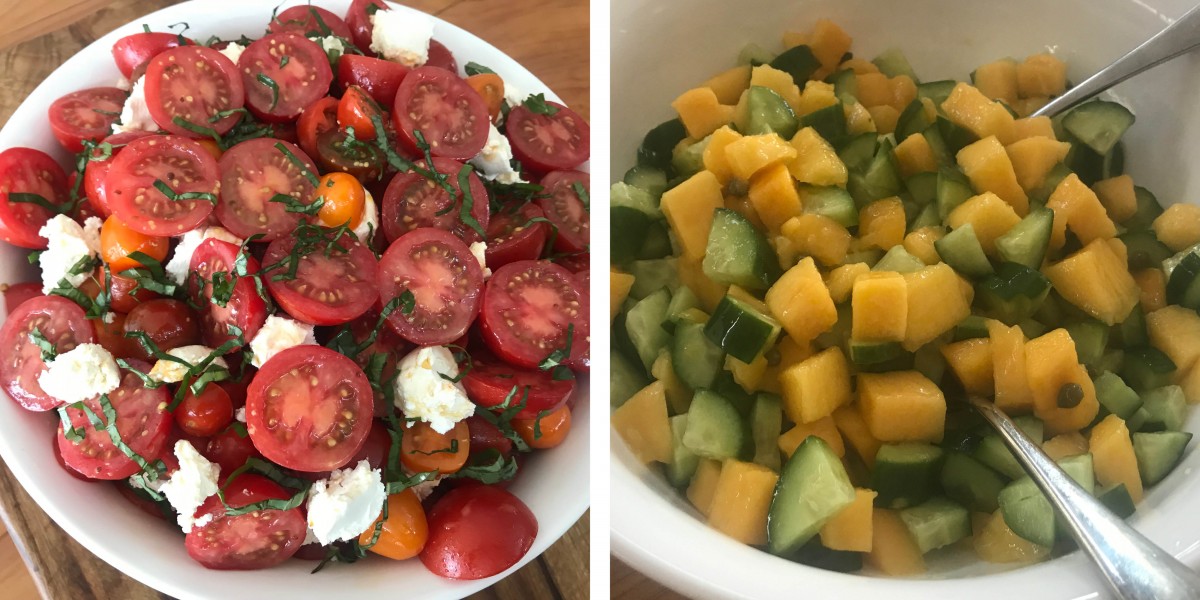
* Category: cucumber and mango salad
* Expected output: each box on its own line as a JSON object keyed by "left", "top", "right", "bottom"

{"left": 610, "top": 18, "right": 1200, "bottom": 575}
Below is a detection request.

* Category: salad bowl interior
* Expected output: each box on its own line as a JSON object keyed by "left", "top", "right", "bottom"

{"left": 0, "top": 1, "right": 589, "bottom": 599}
{"left": 610, "top": 0, "right": 1200, "bottom": 598}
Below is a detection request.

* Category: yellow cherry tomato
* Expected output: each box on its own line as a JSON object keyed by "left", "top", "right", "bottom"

{"left": 514, "top": 405, "right": 572, "bottom": 449}
{"left": 359, "top": 489, "right": 428, "bottom": 560}
{"left": 99, "top": 214, "right": 169, "bottom": 272}
{"left": 315, "top": 172, "right": 366, "bottom": 228}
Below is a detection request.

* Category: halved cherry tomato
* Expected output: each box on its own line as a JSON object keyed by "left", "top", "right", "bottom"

{"left": 91, "top": 312, "right": 139, "bottom": 359}
{"left": 506, "top": 101, "right": 590, "bottom": 173}
{"left": 215, "top": 138, "right": 319, "bottom": 240}
{"left": 57, "top": 361, "right": 172, "bottom": 479}
{"left": 419, "top": 485, "right": 537, "bottom": 580}
{"left": 379, "top": 228, "right": 484, "bottom": 346}
{"left": 485, "top": 203, "right": 548, "bottom": 269}
{"left": 54, "top": 437, "right": 92, "bottom": 482}
{"left": 338, "top": 54, "right": 409, "bottom": 108}
{"left": 297, "top": 96, "right": 339, "bottom": 159}
{"left": 514, "top": 405, "right": 571, "bottom": 449}
{"left": 268, "top": 5, "right": 352, "bottom": 39}
{"left": 465, "top": 73, "right": 504, "bottom": 123}
{"left": 465, "top": 415, "right": 513, "bottom": 458}
{"left": 426, "top": 40, "right": 459, "bottom": 74}
{"left": 537, "top": 170, "right": 590, "bottom": 253}
{"left": 463, "top": 361, "right": 575, "bottom": 419}
{"left": 188, "top": 239, "right": 268, "bottom": 349}
{"left": 185, "top": 473, "right": 307, "bottom": 570}
{"left": 360, "top": 489, "right": 428, "bottom": 560}
{"left": 479, "top": 260, "right": 589, "bottom": 369}
{"left": 109, "top": 271, "right": 161, "bottom": 313}
{"left": 111, "top": 32, "right": 192, "bottom": 79}
{"left": 315, "top": 172, "right": 366, "bottom": 228}
{"left": 196, "top": 139, "right": 223, "bottom": 160}
{"left": 122, "top": 299, "right": 201, "bottom": 360}
{"left": 1, "top": 282, "right": 42, "bottom": 313}
{"left": 0, "top": 148, "right": 71, "bottom": 248}
{"left": 99, "top": 214, "right": 168, "bottom": 272}
{"left": 239, "top": 33, "right": 334, "bottom": 123}
{"left": 344, "top": 0, "right": 390, "bottom": 53}
{"left": 245, "top": 346, "right": 373, "bottom": 472}
{"left": 380, "top": 157, "right": 490, "bottom": 243}
{"left": 202, "top": 425, "right": 261, "bottom": 475}
{"left": 48, "top": 88, "right": 126, "bottom": 152}
{"left": 143, "top": 46, "right": 245, "bottom": 137}
{"left": 106, "top": 135, "right": 219, "bottom": 236}
{"left": 0, "top": 296, "right": 96, "bottom": 411}
{"left": 84, "top": 131, "right": 155, "bottom": 219}
{"left": 392, "top": 67, "right": 490, "bottom": 160}
{"left": 176, "top": 384, "right": 234, "bottom": 438}
{"left": 262, "top": 233, "right": 378, "bottom": 326}
{"left": 337, "top": 85, "right": 386, "bottom": 139}
{"left": 315, "top": 128, "right": 386, "bottom": 182}
{"left": 400, "top": 420, "right": 470, "bottom": 474}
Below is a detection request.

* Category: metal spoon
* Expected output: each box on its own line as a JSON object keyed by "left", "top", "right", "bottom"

{"left": 969, "top": 397, "right": 1200, "bottom": 599}
{"left": 1032, "top": 4, "right": 1200, "bottom": 117}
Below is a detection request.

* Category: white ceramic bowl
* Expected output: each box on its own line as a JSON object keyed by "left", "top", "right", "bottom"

{"left": 611, "top": 0, "right": 1200, "bottom": 598}
{"left": 0, "top": 2, "right": 589, "bottom": 598}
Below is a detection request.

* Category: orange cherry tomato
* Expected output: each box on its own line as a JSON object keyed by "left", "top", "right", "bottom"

{"left": 315, "top": 172, "right": 366, "bottom": 228}
{"left": 99, "top": 214, "right": 169, "bottom": 272}
{"left": 91, "top": 312, "right": 139, "bottom": 359}
{"left": 337, "top": 85, "right": 385, "bottom": 139}
{"left": 465, "top": 73, "right": 504, "bottom": 123}
{"left": 359, "top": 489, "right": 428, "bottom": 560}
{"left": 514, "top": 405, "right": 571, "bottom": 449}
{"left": 196, "top": 138, "right": 223, "bottom": 160}
{"left": 400, "top": 420, "right": 470, "bottom": 474}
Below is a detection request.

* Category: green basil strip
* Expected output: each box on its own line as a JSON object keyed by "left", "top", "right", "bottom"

{"left": 455, "top": 165, "right": 487, "bottom": 239}
{"left": 572, "top": 181, "right": 590, "bottom": 211}
{"left": 522, "top": 93, "right": 560, "bottom": 116}
{"left": 270, "top": 192, "right": 324, "bottom": 215}
{"left": 464, "top": 62, "right": 495, "bottom": 76}
{"left": 538, "top": 323, "right": 574, "bottom": 371}
{"left": 450, "top": 449, "right": 519, "bottom": 484}
{"left": 28, "top": 327, "right": 57, "bottom": 362}
{"left": 152, "top": 179, "right": 217, "bottom": 205}
{"left": 256, "top": 73, "right": 280, "bottom": 110}
{"left": 81, "top": 395, "right": 156, "bottom": 475}
{"left": 274, "top": 142, "right": 320, "bottom": 187}
{"left": 171, "top": 116, "right": 222, "bottom": 142}
{"left": 222, "top": 485, "right": 308, "bottom": 517}
{"left": 9, "top": 193, "right": 66, "bottom": 214}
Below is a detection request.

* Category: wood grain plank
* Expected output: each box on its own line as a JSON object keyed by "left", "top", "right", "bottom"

{"left": 0, "top": 0, "right": 589, "bottom": 598}
{"left": 611, "top": 558, "right": 693, "bottom": 600}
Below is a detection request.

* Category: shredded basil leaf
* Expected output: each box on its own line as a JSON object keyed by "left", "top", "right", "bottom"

{"left": 572, "top": 181, "right": 590, "bottom": 212}
{"left": 450, "top": 449, "right": 519, "bottom": 484}
{"left": 270, "top": 192, "right": 323, "bottom": 215}
{"left": 455, "top": 165, "right": 487, "bottom": 239}
{"left": 325, "top": 292, "right": 412, "bottom": 359}
{"left": 80, "top": 394, "right": 157, "bottom": 475}
{"left": 538, "top": 323, "right": 574, "bottom": 372}
{"left": 464, "top": 62, "right": 495, "bottom": 76}
{"left": 256, "top": 73, "right": 281, "bottom": 110}
{"left": 122, "top": 251, "right": 179, "bottom": 297}
{"left": 153, "top": 179, "right": 217, "bottom": 205}
{"left": 171, "top": 116, "right": 221, "bottom": 142}
{"left": 9, "top": 193, "right": 65, "bottom": 214}
{"left": 28, "top": 327, "right": 57, "bottom": 363}
{"left": 522, "top": 93, "right": 559, "bottom": 116}
{"left": 279, "top": 55, "right": 290, "bottom": 68}
{"left": 308, "top": 6, "right": 334, "bottom": 36}
{"left": 274, "top": 142, "right": 320, "bottom": 187}
{"left": 208, "top": 107, "right": 249, "bottom": 123}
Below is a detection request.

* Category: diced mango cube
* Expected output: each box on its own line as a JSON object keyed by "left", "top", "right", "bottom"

{"left": 890, "top": 75, "right": 918, "bottom": 112}
{"left": 947, "top": 192, "right": 1021, "bottom": 256}
{"left": 678, "top": 253, "right": 729, "bottom": 312}
{"left": 704, "top": 65, "right": 752, "bottom": 105}
{"left": 1005, "top": 136, "right": 1071, "bottom": 192}
{"left": 903, "top": 227, "right": 944, "bottom": 266}
{"left": 894, "top": 133, "right": 938, "bottom": 178}
{"left": 660, "top": 170, "right": 725, "bottom": 260}
{"left": 687, "top": 459, "right": 724, "bottom": 516}
{"left": 903, "top": 264, "right": 974, "bottom": 351}
{"left": 989, "top": 322, "right": 1035, "bottom": 414}
{"left": 1092, "top": 175, "right": 1137, "bottom": 223}
{"left": 611, "top": 269, "right": 634, "bottom": 321}
{"left": 702, "top": 126, "right": 744, "bottom": 184}
{"left": 747, "top": 163, "right": 802, "bottom": 234}
{"left": 973, "top": 59, "right": 1019, "bottom": 106}
{"left": 859, "top": 197, "right": 907, "bottom": 250}
{"left": 1089, "top": 414, "right": 1144, "bottom": 503}
{"left": 833, "top": 404, "right": 882, "bottom": 467}
{"left": 1025, "top": 329, "right": 1100, "bottom": 434}
{"left": 868, "top": 105, "right": 900, "bottom": 135}
{"left": 820, "top": 488, "right": 878, "bottom": 552}
{"left": 974, "top": 509, "right": 1050, "bottom": 564}
{"left": 612, "top": 381, "right": 672, "bottom": 464}
{"left": 810, "top": 19, "right": 853, "bottom": 71}
{"left": 707, "top": 460, "right": 779, "bottom": 545}
{"left": 672, "top": 87, "right": 735, "bottom": 139}
{"left": 1042, "top": 432, "right": 1088, "bottom": 461}
{"left": 858, "top": 371, "right": 947, "bottom": 442}
{"left": 778, "top": 416, "right": 845, "bottom": 458}
{"left": 855, "top": 72, "right": 892, "bottom": 108}
{"left": 725, "top": 134, "right": 799, "bottom": 181}
{"left": 1011, "top": 116, "right": 1056, "bottom": 141}
{"left": 826, "top": 262, "right": 871, "bottom": 303}
{"left": 1017, "top": 53, "right": 1068, "bottom": 98}
{"left": 1044, "top": 239, "right": 1140, "bottom": 325}
{"left": 780, "top": 346, "right": 852, "bottom": 424}
{"left": 1134, "top": 269, "right": 1167, "bottom": 313}
{"left": 796, "top": 80, "right": 839, "bottom": 116}
{"left": 867, "top": 509, "right": 927, "bottom": 575}
{"left": 1147, "top": 306, "right": 1200, "bottom": 374}
{"left": 941, "top": 337, "right": 995, "bottom": 396}
{"left": 1046, "top": 174, "right": 1117, "bottom": 247}
{"left": 780, "top": 214, "right": 851, "bottom": 267}
{"left": 788, "top": 127, "right": 847, "bottom": 186}
{"left": 1153, "top": 203, "right": 1200, "bottom": 252}
{"left": 957, "top": 136, "right": 1029, "bottom": 215}
{"left": 766, "top": 257, "right": 839, "bottom": 344}
{"left": 852, "top": 271, "right": 908, "bottom": 342}
{"left": 941, "top": 83, "right": 1016, "bottom": 144}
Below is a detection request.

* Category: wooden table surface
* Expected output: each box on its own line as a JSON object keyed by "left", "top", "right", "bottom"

{"left": 0, "top": 1, "right": 589, "bottom": 599}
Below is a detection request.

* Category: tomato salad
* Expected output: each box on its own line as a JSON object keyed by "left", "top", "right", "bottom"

{"left": 0, "top": 0, "right": 590, "bottom": 579}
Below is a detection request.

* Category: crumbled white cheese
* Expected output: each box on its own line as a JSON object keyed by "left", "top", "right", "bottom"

{"left": 37, "top": 215, "right": 101, "bottom": 294}
{"left": 111, "top": 76, "right": 155, "bottom": 134}
{"left": 248, "top": 314, "right": 317, "bottom": 368}
{"left": 469, "top": 124, "right": 526, "bottom": 185}
{"left": 115, "top": 77, "right": 132, "bottom": 91}
{"left": 164, "top": 226, "right": 244, "bottom": 286}
{"left": 303, "top": 527, "right": 321, "bottom": 546}
{"left": 318, "top": 36, "right": 345, "bottom": 61}
{"left": 160, "top": 440, "right": 220, "bottom": 533}
{"left": 306, "top": 459, "right": 386, "bottom": 545}
{"left": 369, "top": 9, "right": 433, "bottom": 67}
{"left": 394, "top": 346, "right": 475, "bottom": 434}
{"left": 469, "top": 241, "right": 491, "bottom": 279}
{"left": 216, "top": 42, "right": 245, "bottom": 65}
{"left": 234, "top": 406, "right": 246, "bottom": 423}
{"left": 37, "top": 343, "right": 120, "bottom": 404}
{"left": 503, "top": 80, "right": 526, "bottom": 108}
{"left": 352, "top": 190, "right": 379, "bottom": 246}
{"left": 148, "top": 345, "right": 228, "bottom": 384}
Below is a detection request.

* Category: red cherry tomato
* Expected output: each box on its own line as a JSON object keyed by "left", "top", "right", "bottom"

{"left": 1, "top": 282, "right": 42, "bottom": 313}
{"left": 57, "top": 361, "right": 172, "bottom": 479}
{"left": 185, "top": 473, "right": 306, "bottom": 570}
{"left": 0, "top": 148, "right": 71, "bottom": 249}
{"left": 506, "top": 101, "right": 590, "bottom": 173}
{"left": 464, "top": 415, "right": 512, "bottom": 458}
{"left": 245, "top": 346, "right": 374, "bottom": 472}
{"left": 92, "top": 312, "right": 139, "bottom": 359}
{"left": 537, "top": 170, "right": 590, "bottom": 253}
{"left": 143, "top": 46, "right": 245, "bottom": 137}
{"left": 338, "top": 54, "right": 409, "bottom": 108}
{"left": 344, "top": 0, "right": 390, "bottom": 53}
{"left": 392, "top": 66, "right": 490, "bottom": 160}
{"left": 106, "top": 135, "right": 219, "bottom": 236}
{"left": 463, "top": 361, "right": 575, "bottom": 419}
{"left": 485, "top": 203, "right": 549, "bottom": 269}
{"left": 108, "top": 271, "right": 161, "bottom": 314}
{"left": 426, "top": 40, "right": 459, "bottom": 74}
{"left": 419, "top": 485, "right": 538, "bottom": 580}
{"left": 83, "top": 131, "right": 155, "bottom": 219}
{"left": 268, "top": 5, "right": 352, "bottom": 39}
{"left": 202, "top": 425, "right": 261, "bottom": 475}
{"left": 53, "top": 435, "right": 92, "bottom": 482}
{"left": 187, "top": 239, "right": 268, "bottom": 350}
{"left": 378, "top": 228, "right": 484, "bottom": 346}
{"left": 111, "top": 32, "right": 192, "bottom": 79}
{"left": 122, "top": 299, "right": 201, "bottom": 360}
{"left": 47, "top": 88, "right": 126, "bottom": 152}
{"left": 0, "top": 296, "right": 96, "bottom": 411}
{"left": 380, "top": 157, "right": 490, "bottom": 244}
{"left": 337, "top": 85, "right": 386, "bottom": 139}
{"left": 215, "top": 138, "right": 319, "bottom": 240}
{"left": 479, "top": 260, "right": 589, "bottom": 370}
{"left": 297, "top": 96, "right": 339, "bottom": 159}
{"left": 262, "top": 233, "right": 379, "bottom": 325}
{"left": 238, "top": 33, "right": 334, "bottom": 123}
{"left": 176, "top": 384, "right": 234, "bottom": 438}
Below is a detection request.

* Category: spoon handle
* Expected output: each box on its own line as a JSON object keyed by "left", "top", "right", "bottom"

{"left": 1032, "top": 4, "right": 1200, "bottom": 117}
{"left": 968, "top": 397, "right": 1200, "bottom": 600}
